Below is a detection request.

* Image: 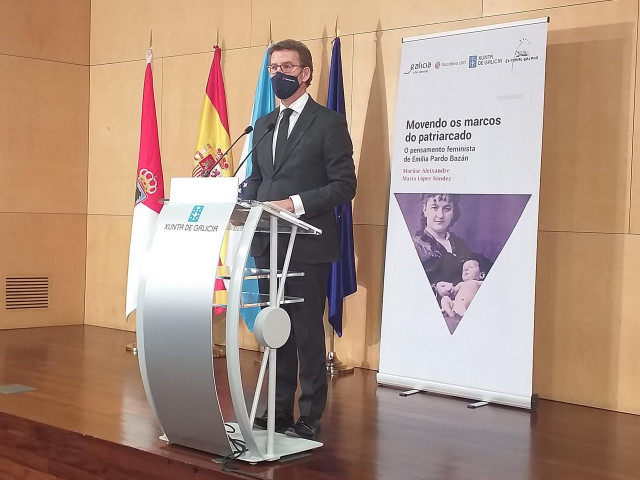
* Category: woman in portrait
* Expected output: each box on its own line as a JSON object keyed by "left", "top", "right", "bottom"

{"left": 413, "top": 193, "right": 471, "bottom": 286}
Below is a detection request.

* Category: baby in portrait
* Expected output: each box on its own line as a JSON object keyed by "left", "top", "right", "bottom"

{"left": 434, "top": 256, "right": 488, "bottom": 318}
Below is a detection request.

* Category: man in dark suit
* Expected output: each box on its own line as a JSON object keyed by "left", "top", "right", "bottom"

{"left": 242, "top": 39, "right": 356, "bottom": 440}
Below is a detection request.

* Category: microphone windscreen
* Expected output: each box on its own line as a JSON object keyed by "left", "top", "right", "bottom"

{"left": 266, "top": 122, "right": 276, "bottom": 131}
{"left": 243, "top": 125, "right": 253, "bottom": 134}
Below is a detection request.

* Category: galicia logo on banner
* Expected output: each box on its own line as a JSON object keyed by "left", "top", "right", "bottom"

{"left": 468, "top": 55, "right": 477, "bottom": 68}
{"left": 404, "top": 60, "right": 432, "bottom": 75}
{"left": 188, "top": 205, "right": 204, "bottom": 222}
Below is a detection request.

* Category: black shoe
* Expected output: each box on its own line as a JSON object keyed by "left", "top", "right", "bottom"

{"left": 253, "top": 411, "right": 293, "bottom": 434}
{"left": 285, "top": 416, "right": 321, "bottom": 440}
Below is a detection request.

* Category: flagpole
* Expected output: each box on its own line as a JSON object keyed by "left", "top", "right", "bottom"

{"left": 325, "top": 30, "right": 355, "bottom": 376}
{"left": 126, "top": 36, "right": 157, "bottom": 356}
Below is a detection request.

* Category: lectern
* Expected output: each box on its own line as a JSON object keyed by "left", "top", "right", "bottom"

{"left": 136, "top": 177, "right": 323, "bottom": 462}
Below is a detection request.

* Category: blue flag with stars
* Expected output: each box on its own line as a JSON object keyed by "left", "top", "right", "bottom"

{"left": 236, "top": 46, "right": 275, "bottom": 331}
{"left": 327, "top": 37, "right": 357, "bottom": 337}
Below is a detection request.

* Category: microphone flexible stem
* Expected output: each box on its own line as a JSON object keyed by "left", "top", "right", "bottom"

{"left": 232, "top": 122, "right": 276, "bottom": 177}
{"left": 233, "top": 122, "right": 276, "bottom": 178}
{"left": 203, "top": 126, "right": 252, "bottom": 177}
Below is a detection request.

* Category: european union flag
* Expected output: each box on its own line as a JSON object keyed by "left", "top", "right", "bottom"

{"left": 327, "top": 37, "right": 357, "bottom": 337}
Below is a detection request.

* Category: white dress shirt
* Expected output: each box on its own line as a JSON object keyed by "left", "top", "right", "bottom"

{"left": 273, "top": 93, "right": 310, "bottom": 216}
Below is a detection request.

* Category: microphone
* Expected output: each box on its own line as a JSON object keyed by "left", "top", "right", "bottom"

{"left": 203, "top": 125, "right": 253, "bottom": 177}
{"left": 233, "top": 122, "right": 276, "bottom": 178}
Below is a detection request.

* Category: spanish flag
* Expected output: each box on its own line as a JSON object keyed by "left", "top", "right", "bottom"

{"left": 193, "top": 46, "right": 231, "bottom": 312}
{"left": 193, "top": 46, "right": 233, "bottom": 178}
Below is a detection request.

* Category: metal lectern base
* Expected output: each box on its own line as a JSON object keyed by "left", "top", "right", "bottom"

{"left": 225, "top": 423, "right": 322, "bottom": 463}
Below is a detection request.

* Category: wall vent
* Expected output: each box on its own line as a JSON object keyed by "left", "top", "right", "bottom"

{"left": 5, "top": 277, "right": 49, "bottom": 310}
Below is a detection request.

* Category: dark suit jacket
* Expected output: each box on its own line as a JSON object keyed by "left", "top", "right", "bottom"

{"left": 242, "top": 97, "right": 356, "bottom": 264}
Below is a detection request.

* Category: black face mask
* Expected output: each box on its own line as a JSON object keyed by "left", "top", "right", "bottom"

{"left": 271, "top": 71, "right": 300, "bottom": 99}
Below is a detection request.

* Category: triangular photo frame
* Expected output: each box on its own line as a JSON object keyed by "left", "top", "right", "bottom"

{"left": 396, "top": 193, "right": 531, "bottom": 334}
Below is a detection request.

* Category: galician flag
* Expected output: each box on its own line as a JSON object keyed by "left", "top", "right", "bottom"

{"left": 326, "top": 37, "right": 357, "bottom": 337}
{"left": 126, "top": 48, "right": 165, "bottom": 318}
{"left": 194, "top": 46, "right": 232, "bottom": 313}
{"left": 232, "top": 45, "right": 275, "bottom": 331}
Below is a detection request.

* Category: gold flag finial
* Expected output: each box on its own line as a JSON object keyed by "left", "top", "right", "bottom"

{"left": 269, "top": 22, "right": 273, "bottom": 43}
{"left": 215, "top": 28, "right": 219, "bottom": 48}
{"left": 146, "top": 31, "right": 153, "bottom": 64}
{"left": 335, "top": 16, "right": 339, "bottom": 38}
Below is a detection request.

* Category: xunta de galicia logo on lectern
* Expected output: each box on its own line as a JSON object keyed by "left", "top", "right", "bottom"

{"left": 188, "top": 205, "right": 205, "bottom": 222}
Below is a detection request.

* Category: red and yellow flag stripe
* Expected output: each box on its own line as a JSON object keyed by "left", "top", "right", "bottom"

{"left": 193, "top": 46, "right": 233, "bottom": 178}
{"left": 193, "top": 46, "right": 234, "bottom": 311}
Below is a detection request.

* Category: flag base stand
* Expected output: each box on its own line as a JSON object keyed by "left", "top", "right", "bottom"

{"left": 325, "top": 329, "right": 353, "bottom": 376}
{"left": 326, "top": 350, "right": 354, "bottom": 376}
{"left": 254, "top": 347, "right": 265, "bottom": 366}
{"left": 213, "top": 344, "right": 226, "bottom": 358}
{"left": 125, "top": 343, "right": 138, "bottom": 355}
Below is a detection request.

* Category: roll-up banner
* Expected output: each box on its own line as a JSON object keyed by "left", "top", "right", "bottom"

{"left": 378, "top": 18, "right": 549, "bottom": 409}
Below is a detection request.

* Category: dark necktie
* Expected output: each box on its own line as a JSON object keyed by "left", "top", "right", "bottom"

{"left": 275, "top": 108, "right": 293, "bottom": 164}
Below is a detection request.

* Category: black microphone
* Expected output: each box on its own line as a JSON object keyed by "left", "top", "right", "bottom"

{"left": 203, "top": 125, "right": 253, "bottom": 177}
{"left": 233, "top": 122, "right": 276, "bottom": 178}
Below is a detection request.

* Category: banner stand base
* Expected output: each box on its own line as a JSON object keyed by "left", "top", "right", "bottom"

{"left": 467, "top": 401, "right": 490, "bottom": 409}
{"left": 377, "top": 372, "right": 535, "bottom": 410}
{"left": 531, "top": 393, "right": 539, "bottom": 411}
{"left": 399, "top": 389, "right": 420, "bottom": 397}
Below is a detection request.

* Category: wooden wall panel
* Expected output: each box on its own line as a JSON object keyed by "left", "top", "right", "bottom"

{"left": 250, "top": 0, "right": 482, "bottom": 46}
{"left": 0, "top": 2, "right": 90, "bottom": 331}
{"left": 152, "top": 0, "right": 252, "bottom": 60}
{"left": 239, "top": 319, "right": 260, "bottom": 351}
{"left": 0, "top": 213, "right": 86, "bottom": 329}
{"left": 326, "top": 224, "right": 386, "bottom": 370}
{"left": 483, "top": 0, "right": 606, "bottom": 16}
{"left": 90, "top": 0, "right": 252, "bottom": 65}
{"left": 88, "top": 60, "right": 163, "bottom": 216}
{"left": 534, "top": 231, "right": 640, "bottom": 414}
{"left": 0, "top": 0, "right": 90, "bottom": 64}
{"left": 537, "top": 0, "right": 636, "bottom": 233}
{"left": 617, "top": 237, "right": 640, "bottom": 413}
{"left": 630, "top": 2, "right": 640, "bottom": 233}
{"left": 0, "top": 55, "right": 89, "bottom": 214}
{"left": 84, "top": 215, "right": 133, "bottom": 331}
{"left": 90, "top": 0, "right": 154, "bottom": 64}
{"left": 351, "top": 31, "right": 397, "bottom": 227}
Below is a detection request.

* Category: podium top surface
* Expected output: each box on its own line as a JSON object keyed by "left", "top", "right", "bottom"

{"left": 160, "top": 176, "right": 322, "bottom": 235}
{"left": 230, "top": 200, "right": 322, "bottom": 235}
